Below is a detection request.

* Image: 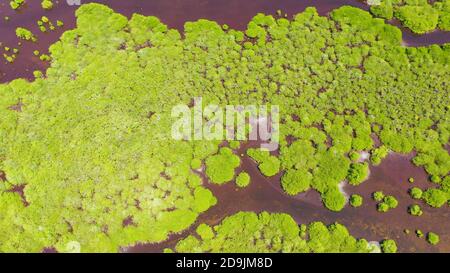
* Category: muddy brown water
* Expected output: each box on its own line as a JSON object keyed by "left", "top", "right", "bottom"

{"left": 1, "top": 0, "right": 450, "bottom": 83}
{"left": 0, "top": 0, "right": 449, "bottom": 253}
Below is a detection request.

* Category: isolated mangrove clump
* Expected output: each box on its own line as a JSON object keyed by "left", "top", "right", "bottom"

{"left": 427, "top": 232, "right": 440, "bottom": 245}
{"left": 350, "top": 194, "right": 363, "bottom": 207}
{"left": 347, "top": 162, "right": 369, "bottom": 185}
{"left": 380, "top": 239, "right": 398, "bottom": 253}
{"left": 0, "top": 3, "right": 448, "bottom": 252}
{"left": 377, "top": 195, "right": 398, "bottom": 212}
{"left": 15, "top": 27, "right": 37, "bottom": 42}
{"left": 41, "top": 0, "right": 54, "bottom": 10}
{"left": 409, "top": 187, "right": 423, "bottom": 199}
{"left": 408, "top": 204, "right": 423, "bottom": 216}
{"left": 369, "top": 0, "right": 450, "bottom": 33}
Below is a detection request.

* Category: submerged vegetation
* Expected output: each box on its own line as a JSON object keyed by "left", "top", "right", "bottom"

{"left": 0, "top": 3, "right": 448, "bottom": 252}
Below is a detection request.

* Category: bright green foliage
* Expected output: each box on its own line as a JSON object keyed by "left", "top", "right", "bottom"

{"left": 347, "top": 163, "right": 369, "bottom": 185}
{"left": 0, "top": 3, "right": 449, "bottom": 252}
{"left": 322, "top": 186, "right": 347, "bottom": 212}
{"left": 434, "top": 0, "right": 450, "bottom": 30}
{"left": 312, "top": 150, "right": 350, "bottom": 211}
{"left": 196, "top": 223, "right": 215, "bottom": 240}
{"left": 395, "top": 5, "right": 439, "bottom": 34}
{"left": 349, "top": 151, "right": 360, "bottom": 162}
{"left": 377, "top": 194, "right": 398, "bottom": 212}
{"left": 10, "top": 0, "right": 24, "bottom": 10}
{"left": 193, "top": 187, "right": 217, "bottom": 213}
{"left": 331, "top": 6, "right": 402, "bottom": 45}
{"left": 190, "top": 158, "right": 202, "bottom": 170}
{"left": 41, "top": 0, "right": 53, "bottom": 10}
{"left": 370, "top": 1, "right": 394, "bottom": 19}
{"left": 235, "top": 172, "right": 251, "bottom": 188}
{"left": 259, "top": 156, "right": 281, "bottom": 177}
{"left": 370, "top": 146, "right": 389, "bottom": 166}
{"left": 431, "top": 175, "right": 442, "bottom": 183}
{"left": 373, "top": 191, "right": 385, "bottom": 202}
{"left": 39, "top": 54, "right": 51, "bottom": 61}
{"left": 281, "top": 169, "right": 312, "bottom": 195}
{"left": 15, "top": 27, "right": 36, "bottom": 42}
{"left": 380, "top": 239, "right": 397, "bottom": 253}
{"left": 416, "top": 229, "right": 424, "bottom": 238}
{"left": 422, "top": 188, "right": 449, "bottom": 208}
{"left": 247, "top": 148, "right": 280, "bottom": 177}
{"left": 413, "top": 148, "right": 450, "bottom": 177}
{"left": 383, "top": 195, "right": 399, "bottom": 209}
{"left": 427, "top": 232, "right": 440, "bottom": 245}
{"left": 229, "top": 140, "right": 240, "bottom": 150}
{"left": 350, "top": 194, "right": 363, "bottom": 207}
{"left": 368, "top": 0, "right": 450, "bottom": 33}
{"left": 173, "top": 212, "right": 372, "bottom": 253}
{"left": 409, "top": 187, "right": 423, "bottom": 199}
{"left": 408, "top": 204, "right": 423, "bottom": 216}
{"left": 377, "top": 202, "right": 390, "bottom": 212}
{"left": 205, "top": 148, "right": 240, "bottom": 184}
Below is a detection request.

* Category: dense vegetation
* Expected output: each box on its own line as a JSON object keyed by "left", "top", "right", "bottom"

{"left": 427, "top": 232, "right": 440, "bottom": 245}
{"left": 380, "top": 239, "right": 398, "bottom": 253}
{"left": 0, "top": 3, "right": 448, "bottom": 252}
{"left": 171, "top": 212, "right": 378, "bottom": 253}
{"left": 377, "top": 195, "right": 399, "bottom": 212}
{"left": 369, "top": 0, "right": 450, "bottom": 33}
{"left": 205, "top": 147, "right": 240, "bottom": 184}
